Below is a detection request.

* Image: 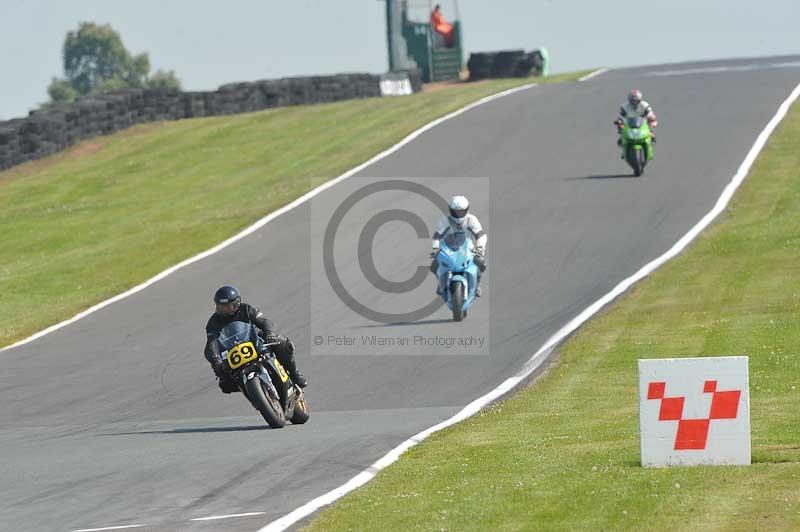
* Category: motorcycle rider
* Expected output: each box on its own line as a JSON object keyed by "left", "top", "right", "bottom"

{"left": 204, "top": 285, "right": 307, "bottom": 393}
{"left": 429, "top": 195, "right": 487, "bottom": 297}
{"left": 615, "top": 89, "right": 658, "bottom": 155}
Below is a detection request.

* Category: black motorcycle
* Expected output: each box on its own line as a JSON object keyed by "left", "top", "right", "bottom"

{"left": 217, "top": 321, "right": 309, "bottom": 428}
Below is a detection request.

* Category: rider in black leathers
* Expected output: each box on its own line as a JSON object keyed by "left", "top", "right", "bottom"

{"left": 204, "top": 285, "right": 307, "bottom": 393}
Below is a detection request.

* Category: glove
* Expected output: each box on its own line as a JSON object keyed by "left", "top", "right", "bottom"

{"left": 430, "top": 248, "right": 439, "bottom": 259}
{"left": 217, "top": 372, "right": 237, "bottom": 394}
{"left": 263, "top": 333, "right": 280, "bottom": 345}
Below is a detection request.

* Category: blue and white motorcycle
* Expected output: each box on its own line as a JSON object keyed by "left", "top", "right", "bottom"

{"left": 436, "top": 232, "right": 479, "bottom": 322}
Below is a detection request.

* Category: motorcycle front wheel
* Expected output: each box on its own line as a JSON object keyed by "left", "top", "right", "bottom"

{"left": 245, "top": 377, "right": 286, "bottom": 428}
{"left": 628, "top": 146, "right": 643, "bottom": 177}
{"left": 451, "top": 282, "right": 465, "bottom": 322}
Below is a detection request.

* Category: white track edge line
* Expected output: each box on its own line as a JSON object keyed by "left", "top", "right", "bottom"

{"left": 72, "top": 525, "right": 146, "bottom": 532}
{"left": 257, "top": 81, "right": 800, "bottom": 532}
{"left": 578, "top": 67, "right": 610, "bottom": 82}
{"left": 0, "top": 82, "right": 537, "bottom": 355}
{"left": 190, "top": 511, "right": 266, "bottom": 521}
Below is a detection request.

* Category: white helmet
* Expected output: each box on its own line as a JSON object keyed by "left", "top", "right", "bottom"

{"left": 448, "top": 195, "right": 469, "bottom": 224}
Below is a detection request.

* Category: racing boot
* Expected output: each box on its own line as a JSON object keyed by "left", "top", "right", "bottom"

{"left": 273, "top": 337, "right": 308, "bottom": 388}
{"left": 647, "top": 136, "right": 655, "bottom": 160}
{"left": 436, "top": 275, "right": 446, "bottom": 296}
{"left": 281, "top": 355, "right": 307, "bottom": 388}
{"left": 474, "top": 257, "right": 485, "bottom": 297}
{"left": 289, "top": 366, "right": 308, "bottom": 388}
{"left": 431, "top": 256, "right": 442, "bottom": 296}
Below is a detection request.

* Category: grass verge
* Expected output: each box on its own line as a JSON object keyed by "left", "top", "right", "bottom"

{"left": 306, "top": 97, "right": 800, "bottom": 528}
{"left": 0, "top": 71, "right": 587, "bottom": 348}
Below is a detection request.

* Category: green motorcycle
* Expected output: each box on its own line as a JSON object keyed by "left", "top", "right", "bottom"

{"left": 619, "top": 116, "right": 654, "bottom": 177}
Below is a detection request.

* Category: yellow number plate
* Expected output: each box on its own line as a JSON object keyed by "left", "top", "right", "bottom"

{"left": 226, "top": 341, "right": 258, "bottom": 370}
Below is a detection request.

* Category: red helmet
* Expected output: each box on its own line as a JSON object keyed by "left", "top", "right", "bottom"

{"left": 628, "top": 89, "right": 643, "bottom": 106}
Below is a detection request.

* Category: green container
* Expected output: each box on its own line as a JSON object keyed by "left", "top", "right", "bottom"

{"left": 401, "top": 12, "right": 463, "bottom": 83}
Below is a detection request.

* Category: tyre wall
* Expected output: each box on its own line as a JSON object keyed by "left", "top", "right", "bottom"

{"left": 467, "top": 50, "right": 546, "bottom": 81}
{"left": 0, "top": 70, "right": 422, "bottom": 171}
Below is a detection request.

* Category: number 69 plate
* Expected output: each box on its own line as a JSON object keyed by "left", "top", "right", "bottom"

{"left": 226, "top": 341, "right": 258, "bottom": 370}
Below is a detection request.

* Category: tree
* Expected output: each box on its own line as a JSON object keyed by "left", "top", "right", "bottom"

{"left": 47, "top": 78, "right": 79, "bottom": 103}
{"left": 48, "top": 22, "right": 181, "bottom": 103}
{"left": 147, "top": 70, "right": 181, "bottom": 91}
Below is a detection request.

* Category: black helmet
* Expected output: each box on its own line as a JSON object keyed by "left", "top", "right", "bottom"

{"left": 213, "top": 285, "right": 241, "bottom": 317}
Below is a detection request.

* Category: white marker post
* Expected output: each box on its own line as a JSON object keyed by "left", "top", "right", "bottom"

{"left": 638, "top": 356, "right": 750, "bottom": 467}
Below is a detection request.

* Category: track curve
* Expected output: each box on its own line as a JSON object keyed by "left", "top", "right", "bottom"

{"left": 1, "top": 56, "right": 799, "bottom": 531}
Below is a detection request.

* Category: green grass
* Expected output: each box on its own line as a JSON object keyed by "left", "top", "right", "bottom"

{"left": 0, "top": 72, "right": 587, "bottom": 348}
{"left": 306, "top": 102, "right": 800, "bottom": 528}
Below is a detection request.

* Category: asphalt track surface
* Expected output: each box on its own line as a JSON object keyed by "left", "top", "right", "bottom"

{"left": 2, "top": 56, "right": 799, "bottom": 531}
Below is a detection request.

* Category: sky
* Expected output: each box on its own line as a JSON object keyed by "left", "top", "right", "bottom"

{"left": 0, "top": 0, "right": 797, "bottom": 120}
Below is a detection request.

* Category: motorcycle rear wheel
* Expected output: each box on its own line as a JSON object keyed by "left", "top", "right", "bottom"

{"left": 290, "top": 392, "right": 310, "bottom": 424}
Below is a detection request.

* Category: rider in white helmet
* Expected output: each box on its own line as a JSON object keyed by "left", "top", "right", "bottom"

{"left": 615, "top": 89, "right": 658, "bottom": 151}
{"left": 430, "top": 195, "right": 488, "bottom": 296}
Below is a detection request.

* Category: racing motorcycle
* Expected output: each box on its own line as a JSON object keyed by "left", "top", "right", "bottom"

{"left": 217, "top": 321, "right": 309, "bottom": 428}
{"left": 435, "top": 232, "right": 480, "bottom": 322}
{"left": 619, "top": 116, "right": 654, "bottom": 177}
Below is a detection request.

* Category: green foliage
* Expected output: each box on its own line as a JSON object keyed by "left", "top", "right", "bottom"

{"left": 94, "top": 77, "right": 131, "bottom": 94}
{"left": 63, "top": 22, "right": 147, "bottom": 94}
{"left": 129, "top": 52, "right": 150, "bottom": 88}
{"left": 47, "top": 77, "right": 79, "bottom": 103}
{"left": 147, "top": 69, "right": 182, "bottom": 91}
{"left": 48, "top": 21, "right": 181, "bottom": 101}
